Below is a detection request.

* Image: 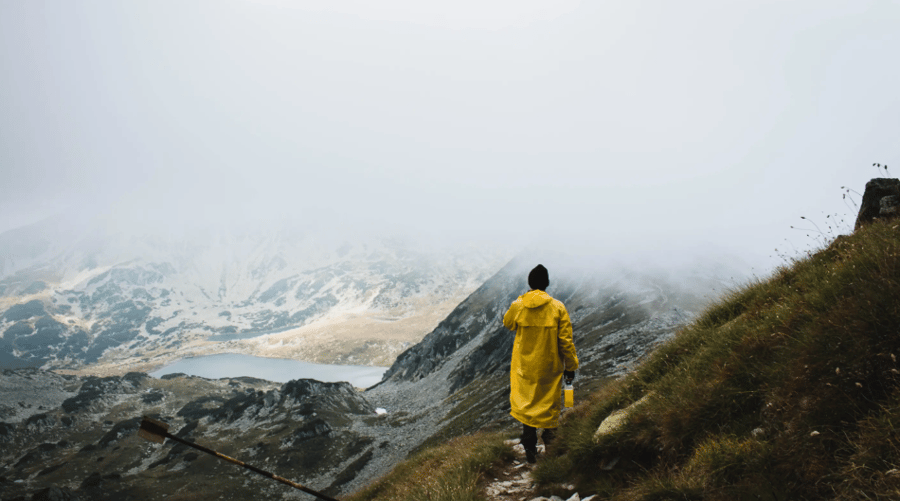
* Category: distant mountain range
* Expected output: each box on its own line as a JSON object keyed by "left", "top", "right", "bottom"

{"left": 0, "top": 217, "right": 507, "bottom": 371}
{"left": 0, "top": 244, "right": 744, "bottom": 500}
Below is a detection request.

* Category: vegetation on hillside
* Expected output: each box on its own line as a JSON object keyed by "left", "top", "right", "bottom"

{"left": 350, "top": 218, "right": 900, "bottom": 500}
{"left": 535, "top": 218, "right": 900, "bottom": 500}
{"left": 347, "top": 431, "right": 514, "bottom": 501}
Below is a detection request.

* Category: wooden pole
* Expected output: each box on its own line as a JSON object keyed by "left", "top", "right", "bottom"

{"left": 139, "top": 417, "right": 340, "bottom": 501}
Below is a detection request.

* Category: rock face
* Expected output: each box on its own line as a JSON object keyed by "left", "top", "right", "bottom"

{"left": 382, "top": 254, "right": 721, "bottom": 392}
{"left": 855, "top": 178, "right": 900, "bottom": 229}
{"left": 0, "top": 369, "right": 380, "bottom": 500}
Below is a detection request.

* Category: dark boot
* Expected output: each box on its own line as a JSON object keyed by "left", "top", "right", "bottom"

{"left": 521, "top": 425, "right": 538, "bottom": 463}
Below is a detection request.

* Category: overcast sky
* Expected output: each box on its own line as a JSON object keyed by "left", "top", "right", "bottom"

{"left": 2, "top": 0, "right": 899, "bottom": 272}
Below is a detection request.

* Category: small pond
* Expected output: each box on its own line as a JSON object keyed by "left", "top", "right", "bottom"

{"left": 149, "top": 353, "right": 387, "bottom": 388}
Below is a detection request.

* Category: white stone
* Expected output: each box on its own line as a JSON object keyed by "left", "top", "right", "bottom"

{"left": 593, "top": 393, "right": 654, "bottom": 443}
{"left": 601, "top": 456, "right": 620, "bottom": 471}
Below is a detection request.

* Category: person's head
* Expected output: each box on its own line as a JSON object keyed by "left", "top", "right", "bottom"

{"left": 528, "top": 264, "right": 549, "bottom": 291}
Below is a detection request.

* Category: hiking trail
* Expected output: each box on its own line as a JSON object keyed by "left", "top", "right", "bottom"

{"left": 480, "top": 439, "right": 597, "bottom": 501}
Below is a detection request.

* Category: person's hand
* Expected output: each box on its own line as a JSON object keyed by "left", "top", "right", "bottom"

{"left": 564, "top": 370, "right": 575, "bottom": 383}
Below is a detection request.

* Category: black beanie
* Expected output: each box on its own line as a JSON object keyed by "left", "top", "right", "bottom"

{"left": 528, "top": 264, "right": 549, "bottom": 291}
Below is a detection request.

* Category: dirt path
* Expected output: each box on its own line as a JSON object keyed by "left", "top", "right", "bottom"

{"left": 481, "top": 440, "right": 595, "bottom": 501}
{"left": 481, "top": 439, "right": 541, "bottom": 501}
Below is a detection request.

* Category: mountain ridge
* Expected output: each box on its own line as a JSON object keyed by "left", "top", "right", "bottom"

{"left": 0, "top": 217, "right": 507, "bottom": 372}
{"left": 0, "top": 248, "right": 739, "bottom": 499}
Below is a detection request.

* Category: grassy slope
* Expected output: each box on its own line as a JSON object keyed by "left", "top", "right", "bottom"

{"left": 349, "top": 219, "right": 900, "bottom": 501}
{"left": 346, "top": 431, "right": 514, "bottom": 501}
{"left": 536, "top": 219, "right": 900, "bottom": 500}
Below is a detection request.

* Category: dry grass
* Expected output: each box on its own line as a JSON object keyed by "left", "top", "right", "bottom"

{"left": 346, "top": 431, "right": 514, "bottom": 501}
{"left": 533, "top": 220, "right": 900, "bottom": 500}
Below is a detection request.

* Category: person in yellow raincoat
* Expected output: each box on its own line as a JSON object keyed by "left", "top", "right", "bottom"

{"left": 503, "top": 264, "right": 578, "bottom": 463}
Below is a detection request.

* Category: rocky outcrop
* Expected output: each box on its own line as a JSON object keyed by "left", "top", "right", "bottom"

{"left": 30, "top": 485, "right": 81, "bottom": 501}
{"left": 855, "top": 178, "right": 900, "bottom": 229}
{"left": 0, "top": 370, "right": 382, "bottom": 501}
{"left": 592, "top": 393, "right": 654, "bottom": 443}
{"left": 382, "top": 257, "right": 530, "bottom": 387}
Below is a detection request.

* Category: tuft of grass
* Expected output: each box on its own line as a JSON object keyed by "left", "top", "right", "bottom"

{"left": 684, "top": 435, "right": 771, "bottom": 489}
{"left": 346, "top": 431, "right": 514, "bottom": 501}
{"left": 533, "top": 219, "right": 900, "bottom": 500}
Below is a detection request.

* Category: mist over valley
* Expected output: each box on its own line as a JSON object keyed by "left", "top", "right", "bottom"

{"left": 3, "top": 0, "right": 899, "bottom": 498}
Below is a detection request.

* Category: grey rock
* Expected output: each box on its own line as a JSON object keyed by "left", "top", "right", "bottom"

{"left": 881, "top": 195, "right": 900, "bottom": 215}
{"left": 855, "top": 178, "right": 900, "bottom": 229}
{"left": 30, "top": 486, "right": 80, "bottom": 501}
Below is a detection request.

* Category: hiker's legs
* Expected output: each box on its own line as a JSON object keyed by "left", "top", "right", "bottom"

{"left": 541, "top": 428, "right": 556, "bottom": 447}
{"left": 521, "top": 424, "right": 538, "bottom": 463}
{"left": 521, "top": 424, "right": 538, "bottom": 452}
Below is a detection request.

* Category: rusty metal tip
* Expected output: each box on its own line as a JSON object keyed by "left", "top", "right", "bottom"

{"left": 138, "top": 416, "right": 169, "bottom": 444}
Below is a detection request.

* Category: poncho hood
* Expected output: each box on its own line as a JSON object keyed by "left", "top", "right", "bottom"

{"left": 521, "top": 289, "right": 552, "bottom": 309}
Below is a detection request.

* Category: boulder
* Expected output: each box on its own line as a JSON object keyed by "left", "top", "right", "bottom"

{"left": 30, "top": 486, "right": 80, "bottom": 500}
{"left": 855, "top": 178, "right": 900, "bottom": 229}
{"left": 592, "top": 393, "right": 654, "bottom": 443}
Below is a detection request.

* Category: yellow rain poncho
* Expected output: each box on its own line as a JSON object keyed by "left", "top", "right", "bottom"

{"left": 503, "top": 289, "right": 579, "bottom": 429}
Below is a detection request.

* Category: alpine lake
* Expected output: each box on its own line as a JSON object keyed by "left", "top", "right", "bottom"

{"left": 149, "top": 353, "right": 387, "bottom": 389}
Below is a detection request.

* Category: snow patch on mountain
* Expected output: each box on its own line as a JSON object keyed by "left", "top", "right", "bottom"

{"left": 0, "top": 219, "right": 507, "bottom": 371}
